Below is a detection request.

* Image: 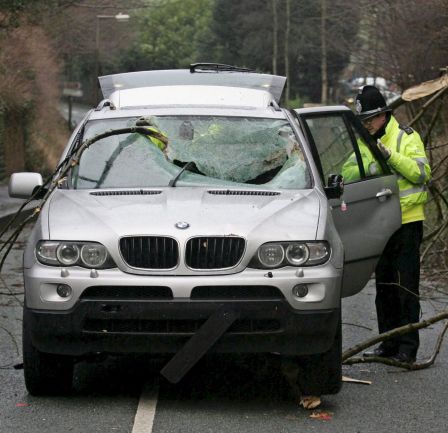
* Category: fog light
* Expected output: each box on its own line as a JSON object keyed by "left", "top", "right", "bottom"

{"left": 56, "top": 284, "right": 72, "bottom": 298}
{"left": 292, "top": 284, "right": 308, "bottom": 298}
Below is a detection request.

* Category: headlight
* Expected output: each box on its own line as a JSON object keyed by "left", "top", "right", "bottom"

{"left": 250, "top": 241, "right": 330, "bottom": 269}
{"left": 258, "top": 243, "right": 285, "bottom": 268}
{"left": 36, "top": 241, "right": 115, "bottom": 269}
{"left": 81, "top": 244, "right": 107, "bottom": 267}
{"left": 307, "top": 242, "right": 330, "bottom": 265}
{"left": 285, "top": 244, "right": 309, "bottom": 265}
{"left": 57, "top": 243, "right": 80, "bottom": 266}
{"left": 36, "top": 242, "right": 59, "bottom": 265}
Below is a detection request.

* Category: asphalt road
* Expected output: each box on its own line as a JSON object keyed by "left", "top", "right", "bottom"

{"left": 1, "top": 227, "right": 447, "bottom": 433}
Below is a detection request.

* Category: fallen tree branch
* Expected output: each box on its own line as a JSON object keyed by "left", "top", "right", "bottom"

{"left": 0, "top": 125, "right": 168, "bottom": 272}
{"left": 342, "top": 311, "right": 448, "bottom": 361}
{"left": 409, "top": 87, "right": 448, "bottom": 127}
{"left": 423, "top": 99, "right": 443, "bottom": 143}
{"left": 421, "top": 218, "right": 448, "bottom": 262}
{"left": 428, "top": 184, "right": 448, "bottom": 210}
{"left": 0, "top": 325, "right": 20, "bottom": 357}
{"left": 431, "top": 152, "right": 448, "bottom": 174}
{"left": 426, "top": 141, "right": 448, "bottom": 151}
{"left": 0, "top": 275, "right": 23, "bottom": 307}
{"left": 342, "top": 322, "right": 373, "bottom": 331}
{"left": 344, "top": 321, "right": 448, "bottom": 371}
{"left": 380, "top": 273, "right": 421, "bottom": 299}
{"left": 423, "top": 218, "right": 448, "bottom": 242}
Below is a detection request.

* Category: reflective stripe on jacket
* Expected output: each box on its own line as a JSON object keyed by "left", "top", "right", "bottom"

{"left": 341, "top": 140, "right": 382, "bottom": 183}
{"left": 381, "top": 116, "right": 431, "bottom": 224}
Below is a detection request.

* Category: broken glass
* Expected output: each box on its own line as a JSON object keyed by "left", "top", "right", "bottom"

{"left": 73, "top": 116, "right": 311, "bottom": 190}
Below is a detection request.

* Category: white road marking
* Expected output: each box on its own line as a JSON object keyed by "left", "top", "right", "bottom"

{"left": 132, "top": 382, "right": 159, "bottom": 433}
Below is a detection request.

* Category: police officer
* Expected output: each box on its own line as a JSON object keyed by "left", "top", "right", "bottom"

{"left": 357, "top": 85, "right": 431, "bottom": 363}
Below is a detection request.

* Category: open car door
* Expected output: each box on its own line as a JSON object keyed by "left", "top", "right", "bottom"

{"left": 294, "top": 106, "right": 401, "bottom": 297}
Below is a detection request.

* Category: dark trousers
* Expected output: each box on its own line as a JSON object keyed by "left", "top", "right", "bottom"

{"left": 375, "top": 221, "right": 423, "bottom": 357}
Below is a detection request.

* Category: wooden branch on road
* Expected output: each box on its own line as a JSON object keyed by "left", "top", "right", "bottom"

{"left": 342, "top": 311, "right": 448, "bottom": 361}
{"left": 344, "top": 321, "right": 448, "bottom": 371}
{"left": 421, "top": 218, "right": 448, "bottom": 262}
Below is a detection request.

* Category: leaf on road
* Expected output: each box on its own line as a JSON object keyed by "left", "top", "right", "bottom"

{"left": 342, "top": 375, "right": 372, "bottom": 385}
{"left": 310, "top": 411, "right": 333, "bottom": 421}
{"left": 299, "top": 395, "right": 321, "bottom": 409}
{"left": 15, "top": 403, "right": 29, "bottom": 407}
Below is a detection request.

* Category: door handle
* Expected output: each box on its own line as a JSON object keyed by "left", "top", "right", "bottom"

{"left": 376, "top": 188, "right": 393, "bottom": 201}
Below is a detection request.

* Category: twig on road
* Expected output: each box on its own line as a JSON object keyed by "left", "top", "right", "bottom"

{"left": 342, "top": 322, "right": 373, "bottom": 331}
{"left": 0, "top": 292, "right": 24, "bottom": 295}
{"left": 344, "top": 321, "right": 448, "bottom": 371}
{"left": 0, "top": 274, "right": 24, "bottom": 307}
{"left": 0, "top": 325, "right": 20, "bottom": 357}
{"left": 342, "top": 311, "right": 448, "bottom": 361}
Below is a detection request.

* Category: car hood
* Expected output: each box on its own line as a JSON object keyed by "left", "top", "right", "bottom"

{"left": 47, "top": 188, "right": 321, "bottom": 243}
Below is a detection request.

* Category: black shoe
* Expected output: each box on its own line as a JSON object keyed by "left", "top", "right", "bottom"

{"left": 363, "top": 345, "right": 397, "bottom": 358}
{"left": 390, "top": 352, "right": 416, "bottom": 364}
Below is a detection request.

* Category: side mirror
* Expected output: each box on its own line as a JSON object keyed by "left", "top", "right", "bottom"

{"left": 8, "top": 172, "right": 44, "bottom": 199}
{"left": 324, "top": 174, "right": 344, "bottom": 199}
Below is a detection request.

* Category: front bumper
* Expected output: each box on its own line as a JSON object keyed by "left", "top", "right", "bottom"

{"left": 25, "top": 301, "right": 340, "bottom": 357}
{"left": 25, "top": 263, "right": 342, "bottom": 311}
{"left": 24, "top": 263, "right": 342, "bottom": 357}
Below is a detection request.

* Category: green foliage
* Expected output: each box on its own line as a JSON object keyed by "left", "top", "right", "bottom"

{"left": 285, "top": 95, "right": 310, "bottom": 109}
{"left": 201, "top": 0, "right": 360, "bottom": 102}
{"left": 17, "top": 0, "right": 359, "bottom": 104}
{"left": 132, "top": 0, "right": 214, "bottom": 70}
{"left": 0, "top": 0, "right": 26, "bottom": 29}
{"left": 202, "top": 0, "right": 273, "bottom": 70}
{"left": 0, "top": 0, "right": 27, "bottom": 13}
{"left": 0, "top": 0, "right": 72, "bottom": 30}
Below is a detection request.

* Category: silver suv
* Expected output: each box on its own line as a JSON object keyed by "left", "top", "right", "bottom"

{"left": 9, "top": 64, "right": 401, "bottom": 396}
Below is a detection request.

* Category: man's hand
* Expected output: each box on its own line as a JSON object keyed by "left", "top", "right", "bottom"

{"left": 377, "top": 139, "right": 391, "bottom": 160}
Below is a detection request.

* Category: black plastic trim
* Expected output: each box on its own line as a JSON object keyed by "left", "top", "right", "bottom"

{"left": 25, "top": 302, "right": 340, "bottom": 357}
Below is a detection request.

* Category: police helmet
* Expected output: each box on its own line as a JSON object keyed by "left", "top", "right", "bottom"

{"left": 355, "top": 85, "right": 391, "bottom": 120}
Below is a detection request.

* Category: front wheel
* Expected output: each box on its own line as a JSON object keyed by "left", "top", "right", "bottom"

{"left": 295, "top": 316, "right": 342, "bottom": 396}
{"left": 23, "top": 309, "right": 74, "bottom": 396}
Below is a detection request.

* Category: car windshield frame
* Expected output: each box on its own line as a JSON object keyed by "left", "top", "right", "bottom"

{"left": 70, "top": 115, "right": 313, "bottom": 191}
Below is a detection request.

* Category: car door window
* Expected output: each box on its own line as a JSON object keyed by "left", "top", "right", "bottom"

{"left": 302, "top": 114, "right": 384, "bottom": 185}
{"left": 347, "top": 125, "right": 383, "bottom": 180}
{"left": 295, "top": 108, "right": 401, "bottom": 297}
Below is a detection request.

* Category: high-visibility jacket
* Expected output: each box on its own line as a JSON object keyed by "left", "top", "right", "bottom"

{"left": 341, "top": 141, "right": 382, "bottom": 182}
{"left": 380, "top": 116, "right": 431, "bottom": 224}
{"left": 141, "top": 126, "right": 168, "bottom": 151}
{"left": 341, "top": 115, "right": 431, "bottom": 224}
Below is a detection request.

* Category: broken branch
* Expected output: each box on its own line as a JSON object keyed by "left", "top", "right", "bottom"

{"left": 344, "top": 321, "right": 448, "bottom": 371}
{"left": 342, "top": 311, "right": 448, "bottom": 361}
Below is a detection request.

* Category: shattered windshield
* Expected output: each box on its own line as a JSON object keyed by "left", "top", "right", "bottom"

{"left": 72, "top": 116, "right": 311, "bottom": 190}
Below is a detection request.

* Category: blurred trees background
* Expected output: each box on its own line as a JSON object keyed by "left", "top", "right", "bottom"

{"left": 0, "top": 0, "right": 447, "bottom": 281}
{"left": 1, "top": 0, "right": 446, "bottom": 109}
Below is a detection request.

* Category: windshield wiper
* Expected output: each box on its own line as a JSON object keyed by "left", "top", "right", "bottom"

{"left": 169, "top": 161, "right": 196, "bottom": 187}
{"left": 189, "top": 63, "right": 254, "bottom": 73}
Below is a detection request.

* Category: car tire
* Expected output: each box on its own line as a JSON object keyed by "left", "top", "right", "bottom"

{"left": 295, "top": 314, "right": 342, "bottom": 396}
{"left": 23, "top": 310, "right": 74, "bottom": 396}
